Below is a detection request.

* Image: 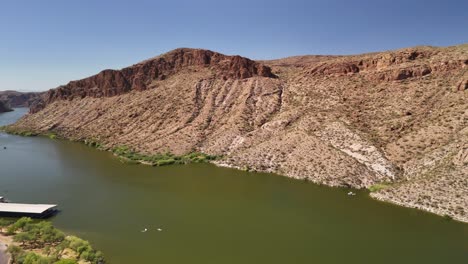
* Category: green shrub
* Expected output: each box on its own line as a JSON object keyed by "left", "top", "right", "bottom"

{"left": 0, "top": 218, "right": 13, "bottom": 232}
{"left": 9, "top": 130, "right": 39, "bottom": 137}
{"left": 6, "top": 245, "right": 24, "bottom": 263}
{"left": 2, "top": 220, "right": 104, "bottom": 263}
{"left": 111, "top": 146, "right": 218, "bottom": 167}
{"left": 156, "top": 159, "right": 176, "bottom": 166}
{"left": 21, "top": 252, "right": 52, "bottom": 264}
{"left": 10, "top": 217, "right": 33, "bottom": 232}
{"left": 112, "top": 145, "right": 131, "bottom": 155}
{"left": 369, "top": 184, "right": 390, "bottom": 192}
{"left": 84, "top": 139, "right": 102, "bottom": 149}
{"left": 54, "top": 259, "right": 78, "bottom": 264}
{"left": 66, "top": 236, "right": 104, "bottom": 263}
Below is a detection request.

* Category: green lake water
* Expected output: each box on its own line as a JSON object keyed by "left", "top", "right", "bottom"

{"left": 0, "top": 108, "right": 467, "bottom": 263}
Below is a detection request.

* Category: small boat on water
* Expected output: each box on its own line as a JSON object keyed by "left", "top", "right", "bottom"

{"left": 0, "top": 196, "right": 58, "bottom": 218}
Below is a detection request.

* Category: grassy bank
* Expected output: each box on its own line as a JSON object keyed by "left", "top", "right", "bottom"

{"left": 0, "top": 217, "right": 104, "bottom": 264}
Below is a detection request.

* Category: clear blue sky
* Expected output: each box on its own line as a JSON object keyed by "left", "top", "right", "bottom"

{"left": 1, "top": 0, "right": 467, "bottom": 92}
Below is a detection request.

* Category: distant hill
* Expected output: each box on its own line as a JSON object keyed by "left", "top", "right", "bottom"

{"left": 0, "top": 90, "right": 43, "bottom": 108}
{"left": 7, "top": 45, "right": 468, "bottom": 222}
{"left": 0, "top": 100, "right": 13, "bottom": 113}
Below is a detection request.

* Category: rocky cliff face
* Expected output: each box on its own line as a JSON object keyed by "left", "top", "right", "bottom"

{"left": 9, "top": 45, "right": 468, "bottom": 222}
{"left": 35, "top": 48, "right": 274, "bottom": 113}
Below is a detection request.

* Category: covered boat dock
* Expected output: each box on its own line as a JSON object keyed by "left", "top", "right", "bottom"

{"left": 0, "top": 202, "right": 57, "bottom": 218}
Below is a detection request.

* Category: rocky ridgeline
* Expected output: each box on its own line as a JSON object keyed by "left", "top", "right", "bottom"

{"left": 306, "top": 47, "right": 467, "bottom": 82}
{"left": 33, "top": 49, "right": 275, "bottom": 113}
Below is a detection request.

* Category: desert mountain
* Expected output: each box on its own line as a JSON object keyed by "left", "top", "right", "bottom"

{"left": 0, "top": 90, "right": 43, "bottom": 108}
{"left": 0, "top": 101, "right": 12, "bottom": 113}
{"left": 7, "top": 45, "right": 468, "bottom": 222}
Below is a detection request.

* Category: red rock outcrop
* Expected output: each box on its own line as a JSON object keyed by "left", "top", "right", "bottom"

{"left": 430, "top": 59, "right": 467, "bottom": 72}
{"left": 302, "top": 47, "right": 466, "bottom": 82}
{"left": 307, "top": 62, "right": 360, "bottom": 75}
{"left": 36, "top": 49, "right": 275, "bottom": 113}
{"left": 358, "top": 49, "right": 434, "bottom": 70}
{"left": 375, "top": 65, "right": 433, "bottom": 81}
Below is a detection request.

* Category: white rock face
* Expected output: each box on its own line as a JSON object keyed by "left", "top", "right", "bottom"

{"left": 317, "top": 122, "right": 397, "bottom": 181}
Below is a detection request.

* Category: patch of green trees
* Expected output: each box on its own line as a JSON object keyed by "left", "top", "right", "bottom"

{"left": 1, "top": 217, "right": 104, "bottom": 264}
{"left": 112, "top": 145, "right": 218, "bottom": 166}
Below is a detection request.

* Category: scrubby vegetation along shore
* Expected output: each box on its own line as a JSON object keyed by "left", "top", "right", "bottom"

{"left": 112, "top": 145, "right": 219, "bottom": 166}
{"left": 369, "top": 183, "right": 390, "bottom": 192}
{"left": 1, "top": 127, "right": 219, "bottom": 167}
{"left": 0, "top": 126, "right": 38, "bottom": 137}
{"left": 0, "top": 217, "right": 104, "bottom": 264}
{"left": 83, "top": 139, "right": 103, "bottom": 149}
{"left": 0, "top": 129, "right": 59, "bottom": 141}
{"left": 0, "top": 127, "right": 57, "bottom": 139}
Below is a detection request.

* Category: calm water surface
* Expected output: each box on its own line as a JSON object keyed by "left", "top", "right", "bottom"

{"left": 0, "top": 108, "right": 467, "bottom": 263}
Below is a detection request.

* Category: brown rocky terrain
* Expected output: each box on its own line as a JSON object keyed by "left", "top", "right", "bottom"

{"left": 0, "top": 90, "right": 43, "bottom": 108}
{"left": 6, "top": 45, "right": 468, "bottom": 222}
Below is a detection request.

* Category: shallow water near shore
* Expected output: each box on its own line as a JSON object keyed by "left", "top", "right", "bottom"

{"left": 1, "top": 108, "right": 467, "bottom": 264}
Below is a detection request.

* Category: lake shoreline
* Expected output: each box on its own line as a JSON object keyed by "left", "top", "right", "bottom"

{"left": 370, "top": 193, "right": 466, "bottom": 223}
{"left": 1, "top": 117, "right": 467, "bottom": 263}
{"left": 2, "top": 125, "right": 467, "bottom": 224}
{"left": 216, "top": 160, "right": 468, "bottom": 223}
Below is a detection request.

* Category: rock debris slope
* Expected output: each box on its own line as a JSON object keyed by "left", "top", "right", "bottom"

{"left": 8, "top": 45, "right": 468, "bottom": 222}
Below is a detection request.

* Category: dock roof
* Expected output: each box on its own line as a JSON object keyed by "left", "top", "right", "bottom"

{"left": 0, "top": 203, "right": 57, "bottom": 214}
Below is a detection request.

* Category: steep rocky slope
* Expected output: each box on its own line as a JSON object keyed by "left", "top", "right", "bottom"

{"left": 7, "top": 45, "right": 468, "bottom": 222}
{"left": 31, "top": 48, "right": 274, "bottom": 113}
